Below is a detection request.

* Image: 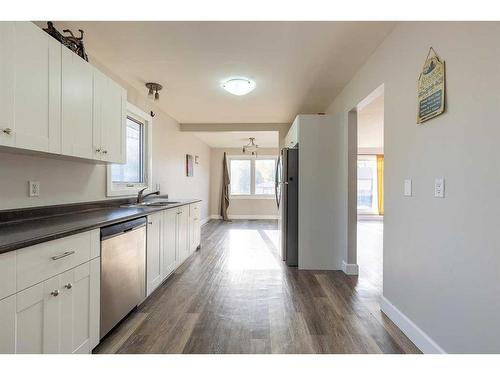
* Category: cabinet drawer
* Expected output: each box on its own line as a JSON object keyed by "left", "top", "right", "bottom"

{"left": 190, "top": 202, "right": 201, "bottom": 219}
{"left": 16, "top": 230, "right": 98, "bottom": 292}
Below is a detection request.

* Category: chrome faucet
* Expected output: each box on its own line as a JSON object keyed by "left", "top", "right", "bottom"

{"left": 136, "top": 187, "right": 160, "bottom": 203}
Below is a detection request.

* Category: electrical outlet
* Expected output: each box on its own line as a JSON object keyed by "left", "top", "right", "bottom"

{"left": 29, "top": 181, "right": 40, "bottom": 197}
{"left": 155, "top": 183, "right": 161, "bottom": 191}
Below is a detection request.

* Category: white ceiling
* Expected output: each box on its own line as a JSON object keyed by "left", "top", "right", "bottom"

{"left": 193, "top": 131, "right": 278, "bottom": 148}
{"left": 358, "top": 94, "right": 384, "bottom": 150}
{"left": 43, "top": 21, "right": 395, "bottom": 124}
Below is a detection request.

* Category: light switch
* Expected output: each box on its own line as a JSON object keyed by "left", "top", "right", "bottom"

{"left": 404, "top": 179, "right": 412, "bottom": 197}
{"left": 29, "top": 181, "right": 40, "bottom": 197}
{"left": 434, "top": 178, "right": 445, "bottom": 198}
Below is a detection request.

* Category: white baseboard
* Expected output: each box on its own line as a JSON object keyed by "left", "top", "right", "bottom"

{"left": 342, "top": 261, "right": 359, "bottom": 275}
{"left": 200, "top": 217, "right": 211, "bottom": 226}
{"left": 380, "top": 296, "right": 446, "bottom": 354}
{"left": 210, "top": 214, "right": 279, "bottom": 220}
{"left": 358, "top": 214, "right": 384, "bottom": 221}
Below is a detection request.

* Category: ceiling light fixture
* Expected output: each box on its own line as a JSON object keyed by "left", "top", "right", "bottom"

{"left": 145, "top": 82, "right": 163, "bottom": 101}
{"left": 222, "top": 77, "right": 256, "bottom": 96}
{"left": 242, "top": 137, "right": 259, "bottom": 157}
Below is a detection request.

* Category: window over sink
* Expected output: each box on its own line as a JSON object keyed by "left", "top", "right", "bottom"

{"left": 107, "top": 103, "right": 152, "bottom": 197}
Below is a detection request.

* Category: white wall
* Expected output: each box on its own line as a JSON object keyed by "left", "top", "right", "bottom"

{"left": 326, "top": 22, "right": 500, "bottom": 353}
{"left": 297, "top": 114, "right": 347, "bottom": 270}
{"left": 209, "top": 148, "right": 279, "bottom": 218}
{"left": 0, "top": 55, "right": 211, "bottom": 222}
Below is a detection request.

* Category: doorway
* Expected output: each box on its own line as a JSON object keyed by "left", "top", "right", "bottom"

{"left": 348, "top": 86, "right": 384, "bottom": 291}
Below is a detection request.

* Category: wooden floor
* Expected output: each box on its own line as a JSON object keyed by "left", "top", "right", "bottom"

{"left": 94, "top": 219, "right": 420, "bottom": 354}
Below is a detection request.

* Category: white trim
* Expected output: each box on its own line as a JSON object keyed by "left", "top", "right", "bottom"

{"left": 200, "top": 217, "right": 211, "bottom": 226}
{"left": 358, "top": 214, "right": 384, "bottom": 221}
{"left": 342, "top": 261, "right": 359, "bottom": 275}
{"left": 230, "top": 195, "right": 275, "bottom": 200}
{"left": 380, "top": 296, "right": 446, "bottom": 354}
{"left": 106, "top": 103, "right": 153, "bottom": 197}
{"left": 210, "top": 214, "right": 278, "bottom": 220}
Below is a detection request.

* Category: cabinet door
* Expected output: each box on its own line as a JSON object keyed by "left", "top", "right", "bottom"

{"left": 101, "top": 79, "right": 126, "bottom": 163}
{"left": 14, "top": 22, "right": 61, "bottom": 153}
{"left": 177, "top": 207, "right": 189, "bottom": 264}
{"left": 16, "top": 275, "right": 60, "bottom": 354}
{"left": 146, "top": 213, "right": 162, "bottom": 296}
{"left": 60, "top": 261, "right": 97, "bottom": 354}
{"left": 194, "top": 217, "right": 201, "bottom": 251}
{"left": 62, "top": 46, "right": 94, "bottom": 159}
{"left": 0, "top": 295, "right": 15, "bottom": 353}
{"left": 93, "top": 68, "right": 126, "bottom": 163}
{"left": 92, "top": 68, "right": 105, "bottom": 160}
{"left": 0, "top": 22, "right": 15, "bottom": 147}
{"left": 161, "top": 209, "right": 177, "bottom": 279}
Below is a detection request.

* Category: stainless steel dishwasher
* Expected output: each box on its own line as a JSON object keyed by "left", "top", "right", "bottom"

{"left": 100, "top": 217, "right": 146, "bottom": 339}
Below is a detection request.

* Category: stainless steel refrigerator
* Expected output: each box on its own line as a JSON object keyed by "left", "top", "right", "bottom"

{"left": 275, "top": 147, "right": 298, "bottom": 266}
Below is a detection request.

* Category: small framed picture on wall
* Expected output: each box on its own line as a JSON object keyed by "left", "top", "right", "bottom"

{"left": 186, "top": 154, "right": 194, "bottom": 177}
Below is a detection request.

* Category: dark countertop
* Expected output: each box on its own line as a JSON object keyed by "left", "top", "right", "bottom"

{"left": 0, "top": 199, "right": 201, "bottom": 254}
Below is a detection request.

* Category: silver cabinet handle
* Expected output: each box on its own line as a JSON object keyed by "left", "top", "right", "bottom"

{"left": 102, "top": 150, "right": 108, "bottom": 154}
{"left": 64, "top": 283, "right": 72, "bottom": 289}
{"left": 95, "top": 148, "right": 101, "bottom": 153}
{"left": 51, "top": 290, "right": 60, "bottom": 297}
{"left": 51, "top": 251, "right": 75, "bottom": 260}
{"left": 2, "top": 128, "right": 12, "bottom": 135}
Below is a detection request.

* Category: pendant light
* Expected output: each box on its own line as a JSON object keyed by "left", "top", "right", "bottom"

{"left": 145, "top": 82, "right": 163, "bottom": 101}
{"left": 242, "top": 137, "right": 259, "bottom": 157}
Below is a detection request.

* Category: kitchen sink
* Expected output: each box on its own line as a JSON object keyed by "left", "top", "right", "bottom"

{"left": 121, "top": 201, "right": 180, "bottom": 208}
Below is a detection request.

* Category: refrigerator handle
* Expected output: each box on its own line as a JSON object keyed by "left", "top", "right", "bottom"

{"left": 275, "top": 154, "right": 281, "bottom": 208}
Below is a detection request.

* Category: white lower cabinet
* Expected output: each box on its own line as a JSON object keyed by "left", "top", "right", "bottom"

{"left": 161, "top": 209, "right": 177, "bottom": 280}
{"left": 60, "top": 259, "right": 100, "bottom": 354}
{"left": 146, "top": 203, "right": 201, "bottom": 296}
{"left": 16, "top": 274, "right": 60, "bottom": 353}
{"left": 189, "top": 203, "right": 201, "bottom": 253}
{"left": 146, "top": 212, "right": 162, "bottom": 296}
{"left": 0, "top": 295, "right": 15, "bottom": 353}
{"left": 177, "top": 206, "right": 190, "bottom": 264}
{"left": 0, "top": 230, "right": 100, "bottom": 354}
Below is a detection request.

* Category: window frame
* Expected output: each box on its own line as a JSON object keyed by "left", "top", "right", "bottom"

{"left": 228, "top": 154, "right": 278, "bottom": 200}
{"left": 357, "top": 154, "right": 379, "bottom": 215}
{"left": 106, "top": 103, "right": 153, "bottom": 197}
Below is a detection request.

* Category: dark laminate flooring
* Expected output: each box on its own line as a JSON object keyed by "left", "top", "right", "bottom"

{"left": 94, "top": 220, "right": 420, "bottom": 354}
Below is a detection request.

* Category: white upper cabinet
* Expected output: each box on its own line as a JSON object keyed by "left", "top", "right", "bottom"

{"left": 93, "top": 68, "right": 127, "bottom": 163}
{"left": 0, "top": 22, "right": 127, "bottom": 162}
{"left": 0, "top": 22, "right": 61, "bottom": 153}
{"left": 285, "top": 116, "right": 299, "bottom": 148}
{"left": 61, "top": 46, "right": 94, "bottom": 159}
{"left": 0, "top": 22, "right": 15, "bottom": 147}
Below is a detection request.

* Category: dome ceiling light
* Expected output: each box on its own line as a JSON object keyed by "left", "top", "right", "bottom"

{"left": 221, "top": 77, "right": 256, "bottom": 96}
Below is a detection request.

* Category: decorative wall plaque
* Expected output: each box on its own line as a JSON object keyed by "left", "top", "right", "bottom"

{"left": 417, "top": 47, "right": 445, "bottom": 124}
